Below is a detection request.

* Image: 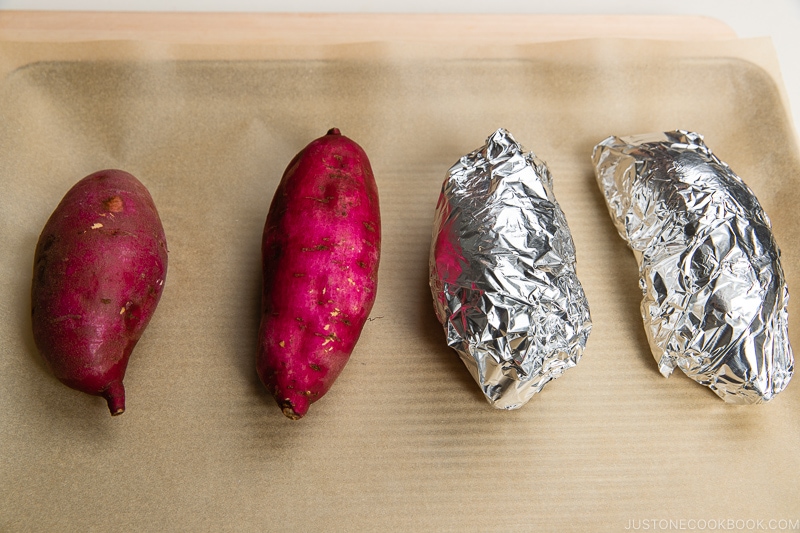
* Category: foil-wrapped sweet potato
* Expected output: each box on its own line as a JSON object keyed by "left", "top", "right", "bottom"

{"left": 593, "top": 130, "right": 793, "bottom": 403}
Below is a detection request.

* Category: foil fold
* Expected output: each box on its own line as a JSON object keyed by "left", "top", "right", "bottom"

{"left": 429, "top": 128, "right": 592, "bottom": 409}
{"left": 592, "top": 130, "right": 793, "bottom": 404}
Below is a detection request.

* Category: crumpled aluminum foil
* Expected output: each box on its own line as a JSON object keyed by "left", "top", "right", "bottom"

{"left": 429, "top": 128, "right": 592, "bottom": 409}
{"left": 592, "top": 130, "right": 793, "bottom": 404}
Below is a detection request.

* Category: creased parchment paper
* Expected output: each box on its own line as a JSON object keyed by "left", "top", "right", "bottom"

{"left": 1, "top": 37, "right": 798, "bottom": 532}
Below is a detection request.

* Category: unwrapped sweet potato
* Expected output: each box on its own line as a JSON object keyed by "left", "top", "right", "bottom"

{"left": 31, "top": 169, "right": 168, "bottom": 415}
{"left": 257, "top": 128, "right": 381, "bottom": 420}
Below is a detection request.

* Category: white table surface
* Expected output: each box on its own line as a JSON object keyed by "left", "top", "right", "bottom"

{"left": 2, "top": 0, "right": 799, "bottom": 141}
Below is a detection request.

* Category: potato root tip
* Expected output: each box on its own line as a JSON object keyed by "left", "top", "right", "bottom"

{"left": 281, "top": 402, "right": 304, "bottom": 421}
{"left": 102, "top": 380, "right": 126, "bottom": 416}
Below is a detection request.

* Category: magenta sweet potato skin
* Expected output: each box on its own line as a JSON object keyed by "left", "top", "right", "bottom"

{"left": 31, "top": 169, "right": 168, "bottom": 415}
{"left": 257, "top": 128, "right": 381, "bottom": 420}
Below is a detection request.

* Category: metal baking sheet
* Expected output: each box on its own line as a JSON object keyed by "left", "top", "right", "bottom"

{"left": 1, "top": 35, "right": 798, "bottom": 531}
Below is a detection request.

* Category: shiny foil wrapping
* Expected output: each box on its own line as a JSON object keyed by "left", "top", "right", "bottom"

{"left": 593, "top": 130, "right": 793, "bottom": 404}
{"left": 429, "top": 128, "right": 592, "bottom": 409}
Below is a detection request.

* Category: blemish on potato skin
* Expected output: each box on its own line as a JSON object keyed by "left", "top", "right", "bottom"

{"left": 39, "top": 233, "right": 56, "bottom": 253}
{"left": 103, "top": 195, "right": 124, "bottom": 213}
{"left": 314, "top": 331, "right": 340, "bottom": 346}
{"left": 306, "top": 195, "right": 334, "bottom": 204}
{"left": 301, "top": 245, "right": 329, "bottom": 252}
{"left": 51, "top": 314, "right": 82, "bottom": 323}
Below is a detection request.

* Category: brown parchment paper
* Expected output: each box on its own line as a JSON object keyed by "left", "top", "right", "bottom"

{"left": 1, "top": 37, "right": 799, "bottom": 532}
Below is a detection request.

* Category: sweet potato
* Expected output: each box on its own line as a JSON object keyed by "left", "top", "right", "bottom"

{"left": 257, "top": 128, "right": 381, "bottom": 420}
{"left": 31, "top": 169, "right": 168, "bottom": 415}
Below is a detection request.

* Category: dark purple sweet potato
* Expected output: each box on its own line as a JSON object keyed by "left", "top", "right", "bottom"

{"left": 257, "top": 128, "right": 381, "bottom": 420}
{"left": 31, "top": 169, "right": 168, "bottom": 415}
